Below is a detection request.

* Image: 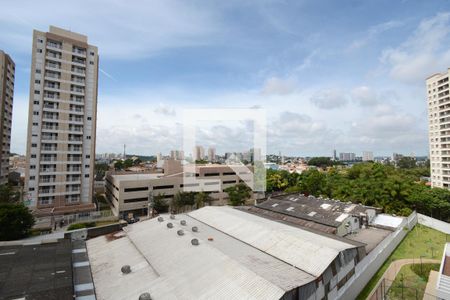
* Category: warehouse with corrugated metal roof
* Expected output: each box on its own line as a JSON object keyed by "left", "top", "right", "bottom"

{"left": 87, "top": 206, "right": 365, "bottom": 300}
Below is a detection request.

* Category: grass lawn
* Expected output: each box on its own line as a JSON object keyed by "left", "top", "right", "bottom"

{"left": 356, "top": 224, "right": 448, "bottom": 299}
{"left": 387, "top": 263, "right": 440, "bottom": 300}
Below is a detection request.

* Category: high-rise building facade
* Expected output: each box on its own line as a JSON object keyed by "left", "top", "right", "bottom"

{"left": 207, "top": 147, "right": 216, "bottom": 162}
{"left": 427, "top": 68, "right": 450, "bottom": 188}
{"left": 0, "top": 50, "right": 14, "bottom": 185}
{"left": 25, "top": 26, "right": 98, "bottom": 214}
{"left": 194, "top": 145, "right": 205, "bottom": 161}
{"left": 362, "top": 151, "right": 374, "bottom": 162}
{"left": 339, "top": 152, "right": 355, "bottom": 161}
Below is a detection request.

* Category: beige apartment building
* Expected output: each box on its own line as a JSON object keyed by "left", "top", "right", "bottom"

{"left": 105, "top": 161, "right": 254, "bottom": 217}
{"left": 0, "top": 51, "right": 15, "bottom": 185}
{"left": 24, "top": 26, "right": 98, "bottom": 215}
{"left": 427, "top": 68, "right": 450, "bottom": 188}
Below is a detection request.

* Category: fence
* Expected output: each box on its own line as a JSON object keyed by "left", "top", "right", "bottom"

{"left": 337, "top": 212, "right": 418, "bottom": 300}
{"left": 34, "top": 210, "right": 118, "bottom": 230}
{"left": 371, "top": 275, "right": 438, "bottom": 300}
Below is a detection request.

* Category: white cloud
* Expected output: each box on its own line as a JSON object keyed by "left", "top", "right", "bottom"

{"left": 348, "top": 20, "right": 403, "bottom": 50}
{"left": 380, "top": 12, "right": 450, "bottom": 83}
{"left": 261, "top": 77, "right": 297, "bottom": 95}
{"left": 154, "top": 103, "right": 176, "bottom": 116}
{"left": 351, "top": 86, "right": 379, "bottom": 106}
{"left": 310, "top": 88, "right": 348, "bottom": 109}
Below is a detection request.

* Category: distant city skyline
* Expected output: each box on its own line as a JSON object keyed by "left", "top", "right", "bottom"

{"left": 1, "top": 1, "right": 449, "bottom": 156}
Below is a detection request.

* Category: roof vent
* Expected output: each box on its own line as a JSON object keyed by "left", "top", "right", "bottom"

{"left": 139, "top": 292, "right": 152, "bottom": 300}
{"left": 121, "top": 265, "right": 131, "bottom": 274}
{"left": 157, "top": 217, "right": 164, "bottom": 222}
{"left": 167, "top": 223, "right": 173, "bottom": 229}
{"left": 177, "top": 229, "right": 184, "bottom": 236}
{"left": 170, "top": 214, "right": 175, "bottom": 219}
{"left": 180, "top": 220, "right": 187, "bottom": 226}
{"left": 191, "top": 238, "right": 199, "bottom": 246}
{"left": 192, "top": 226, "right": 198, "bottom": 232}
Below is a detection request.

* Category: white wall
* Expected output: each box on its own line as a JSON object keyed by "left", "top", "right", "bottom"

{"left": 418, "top": 213, "right": 450, "bottom": 234}
{"left": 337, "top": 212, "right": 417, "bottom": 300}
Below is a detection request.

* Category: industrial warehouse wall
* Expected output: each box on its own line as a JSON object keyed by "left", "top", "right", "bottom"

{"left": 337, "top": 212, "right": 418, "bottom": 300}
{"left": 417, "top": 213, "right": 450, "bottom": 234}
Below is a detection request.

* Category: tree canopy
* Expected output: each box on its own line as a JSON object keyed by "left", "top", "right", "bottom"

{"left": 224, "top": 183, "right": 252, "bottom": 206}
{"left": 0, "top": 203, "right": 35, "bottom": 241}
{"left": 265, "top": 162, "right": 450, "bottom": 219}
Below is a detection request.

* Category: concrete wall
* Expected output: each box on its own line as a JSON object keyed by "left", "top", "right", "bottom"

{"left": 337, "top": 212, "right": 417, "bottom": 300}
{"left": 418, "top": 213, "right": 450, "bottom": 234}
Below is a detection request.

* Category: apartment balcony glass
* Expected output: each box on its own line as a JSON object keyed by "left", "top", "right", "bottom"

{"left": 71, "top": 66, "right": 85, "bottom": 75}
{"left": 47, "top": 41, "right": 62, "bottom": 49}
{"left": 46, "top": 62, "right": 61, "bottom": 69}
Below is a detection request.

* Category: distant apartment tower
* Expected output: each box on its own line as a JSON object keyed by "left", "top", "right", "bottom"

{"left": 24, "top": 26, "right": 98, "bottom": 214}
{"left": 362, "top": 151, "right": 374, "bottom": 162}
{"left": 208, "top": 147, "right": 216, "bottom": 162}
{"left": 0, "top": 50, "right": 14, "bottom": 184}
{"left": 194, "top": 145, "right": 205, "bottom": 161}
{"left": 427, "top": 68, "right": 450, "bottom": 188}
{"left": 170, "top": 150, "right": 184, "bottom": 161}
{"left": 339, "top": 152, "right": 355, "bottom": 161}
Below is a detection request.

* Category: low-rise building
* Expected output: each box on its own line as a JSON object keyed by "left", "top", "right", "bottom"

{"left": 105, "top": 160, "right": 254, "bottom": 218}
{"left": 254, "top": 193, "right": 380, "bottom": 237}
{"left": 87, "top": 206, "right": 364, "bottom": 300}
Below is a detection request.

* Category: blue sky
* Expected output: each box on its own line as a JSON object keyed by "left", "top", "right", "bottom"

{"left": 1, "top": 0, "right": 450, "bottom": 156}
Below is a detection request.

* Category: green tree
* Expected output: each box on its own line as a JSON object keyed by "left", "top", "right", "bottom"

{"left": 171, "top": 191, "right": 195, "bottom": 213}
{"left": 0, "top": 184, "right": 20, "bottom": 203}
{"left": 224, "top": 183, "right": 252, "bottom": 206}
{"left": 195, "top": 192, "right": 213, "bottom": 209}
{"left": 307, "top": 157, "right": 334, "bottom": 168}
{"left": 0, "top": 203, "right": 35, "bottom": 241}
{"left": 152, "top": 193, "right": 169, "bottom": 213}
{"left": 397, "top": 157, "right": 417, "bottom": 169}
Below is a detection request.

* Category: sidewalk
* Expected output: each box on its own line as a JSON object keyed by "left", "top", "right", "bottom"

{"left": 368, "top": 258, "right": 440, "bottom": 300}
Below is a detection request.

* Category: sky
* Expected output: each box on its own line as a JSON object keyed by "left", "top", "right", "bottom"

{"left": 1, "top": 0, "right": 450, "bottom": 157}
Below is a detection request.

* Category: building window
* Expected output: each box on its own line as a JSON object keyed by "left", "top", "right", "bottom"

{"left": 89, "top": 61, "right": 94, "bottom": 65}
{"left": 33, "top": 122, "right": 38, "bottom": 126}
{"left": 33, "top": 111, "right": 39, "bottom": 115}
{"left": 87, "top": 117, "right": 91, "bottom": 120}
{"left": 153, "top": 185, "right": 174, "bottom": 190}
{"left": 36, "top": 69, "right": 41, "bottom": 74}
{"left": 86, "top": 155, "right": 90, "bottom": 158}
{"left": 31, "top": 144, "right": 37, "bottom": 147}
{"left": 90, "top": 51, "right": 95, "bottom": 56}
{"left": 124, "top": 187, "right": 148, "bottom": 192}
{"left": 34, "top": 101, "right": 39, "bottom": 105}
{"left": 86, "top": 136, "right": 91, "bottom": 140}
{"left": 38, "top": 38, "right": 43, "bottom": 43}
{"left": 34, "top": 90, "right": 40, "bottom": 95}
{"left": 85, "top": 174, "right": 89, "bottom": 178}
{"left": 30, "top": 165, "right": 36, "bottom": 169}
{"left": 30, "top": 176, "right": 35, "bottom": 180}
{"left": 35, "top": 80, "right": 41, "bottom": 84}
{"left": 29, "top": 187, "right": 35, "bottom": 191}
{"left": 85, "top": 165, "right": 90, "bottom": 168}
{"left": 37, "top": 49, "right": 42, "bottom": 53}
{"left": 31, "top": 154, "right": 36, "bottom": 158}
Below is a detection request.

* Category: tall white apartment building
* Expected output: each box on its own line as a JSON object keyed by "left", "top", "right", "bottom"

{"left": 207, "top": 146, "right": 216, "bottom": 162}
{"left": 0, "top": 50, "right": 15, "bottom": 185}
{"left": 427, "top": 68, "right": 450, "bottom": 188}
{"left": 362, "top": 151, "right": 374, "bottom": 162}
{"left": 194, "top": 145, "right": 205, "bottom": 161}
{"left": 25, "top": 26, "right": 98, "bottom": 214}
